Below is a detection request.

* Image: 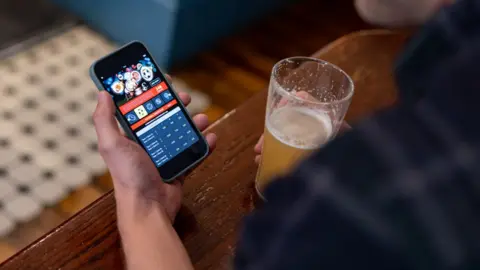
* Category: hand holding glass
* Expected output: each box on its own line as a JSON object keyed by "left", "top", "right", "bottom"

{"left": 256, "top": 57, "right": 354, "bottom": 199}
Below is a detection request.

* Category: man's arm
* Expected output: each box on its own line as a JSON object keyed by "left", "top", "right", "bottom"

{"left": 92, "top": 90, "right": 217, "bottom": 270}
{"left": 115, "top": 188, "right": 193, "bottom": 270}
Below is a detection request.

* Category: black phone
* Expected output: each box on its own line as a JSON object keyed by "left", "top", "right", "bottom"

{"left": 90, "top": 41, "right": 209, "bottom": 182}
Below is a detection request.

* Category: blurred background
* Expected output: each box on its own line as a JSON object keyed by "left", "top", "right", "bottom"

{"left": 0, "top": 0, "right": 370, "bottom": 262}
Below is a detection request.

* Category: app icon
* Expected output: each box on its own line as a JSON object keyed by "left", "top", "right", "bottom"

{"left": 140, "top": 66, "right": 154, "bottom": 82}
{"left": 111, "top": 81, "right": 124, "bottom": 95}
{"left": 161, "top": 91, "right": 173, "bottom": 102}
{"left": 131, "top": 71, "right": 142, "bottom": 83}
{"left": 150, "top": 77, "right": 161, "bottom": 87}
{"left": 125, "top": 80, "right": 137, "bottom": 92}
{"left": 134, "top": 105, "right": 148, "bottom": 119}
{"left": 134, "top": 87, "right": 143, "bottom": 96}
{"left": 141, "top": 82, "right": 149, "bottom": 91}
{"left": 125, "top": 112, "right": 138, "bottom": 124}
{"left": 153, "top": 96, "right": 163, "bottom": 107}
{"left": 123, "top": 72, "right": 132, "bottom": 81}
{"left": 125, "top": 87, "right": 134, "bottom": 99}
{"left": 144, "top": 101, "right": 156, "bottom": 113}
{"left": 137, "top": 63, "right": 142, "bottom": 70}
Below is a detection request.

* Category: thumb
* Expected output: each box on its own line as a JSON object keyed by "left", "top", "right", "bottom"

{"left": 93, "top": 91, "right": 123, "bottom": 153}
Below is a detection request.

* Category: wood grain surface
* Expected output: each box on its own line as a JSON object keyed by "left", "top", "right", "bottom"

{"left": 0, "top": 29, "right": 409, "bottom": 269}
{"left": 0, "top": 90, "right": 266, "bottom": 270}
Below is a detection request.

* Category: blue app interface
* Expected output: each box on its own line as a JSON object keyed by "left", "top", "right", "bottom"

{"left": 102, "top": 55, "right": 198, "bottom": 167}
{"left": 135, "top": 107, "right": 198, "bottom": 166}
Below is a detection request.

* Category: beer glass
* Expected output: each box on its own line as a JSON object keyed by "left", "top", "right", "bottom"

{"left": 256, "top": 57, "right": 354, "bottom": 199}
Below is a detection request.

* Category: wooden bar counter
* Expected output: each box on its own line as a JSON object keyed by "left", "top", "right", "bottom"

{"left": 0, "top": 30, "right": 408, "bottom": 270}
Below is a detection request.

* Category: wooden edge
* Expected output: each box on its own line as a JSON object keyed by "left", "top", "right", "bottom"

{"left": 312, "top": 29, "right": 411, "bottom": 58}
{"left": 0, "top": 190, "right": 114, "bottom": 267}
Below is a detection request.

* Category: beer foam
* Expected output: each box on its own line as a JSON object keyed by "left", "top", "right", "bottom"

{"left": 266, "top": 106, "right": 333, "bottom": 149}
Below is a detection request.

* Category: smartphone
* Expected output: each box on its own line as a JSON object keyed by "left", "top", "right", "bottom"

{"left": 90, "top": 41, "right": 209, "bottom": 182}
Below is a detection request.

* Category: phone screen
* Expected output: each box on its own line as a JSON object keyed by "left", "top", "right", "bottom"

{"left": 93, "top": 42, "right": 207, "bottom": 180}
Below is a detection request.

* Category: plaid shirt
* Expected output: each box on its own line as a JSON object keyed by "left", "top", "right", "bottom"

{"left": 234, "top": 0, "right": 480, "bottom": 269}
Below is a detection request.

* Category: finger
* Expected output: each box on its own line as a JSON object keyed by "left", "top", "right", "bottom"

{"left": 205, "top": 133, "right": 217, "bottom": 152}
{"left": 193, "top": 114, "right": 209, "bottom": 131}
{"left": 164, "top": 74, "right": 191, "bottom": 106}
{"left": 255, "top": 155, "right": 261, "bottom": 165}
{"left": 254, "top": 135, "right": 264, "bottom": 154}
{"left": 277, "top": 91, "right": 315, "bottom": 108}
{"left": 165, "top": 74, "right": 173, "bottom": 84}
{"left": 178, "top": 92, "right": 191, "bottom": 106}
{"left": 93, "top": 91, "right": 123, "bottom": 150}
{"left": 296, "top": 91, "right": 313, "bottom": 100}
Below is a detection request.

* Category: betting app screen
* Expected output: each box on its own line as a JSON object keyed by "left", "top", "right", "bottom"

{"left": 101, "top": 55, "right": 199, "bottom": 167}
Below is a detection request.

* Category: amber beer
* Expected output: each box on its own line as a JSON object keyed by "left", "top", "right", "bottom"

{"left": 255, "top": 57, "right": 354, "bottom": 200}
{"left": 255, "top": 106, "right": 333, "bottom": 194}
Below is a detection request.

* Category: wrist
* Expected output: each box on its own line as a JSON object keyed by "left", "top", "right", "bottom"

{"left": 114, "top": 186, "right": 172, "bottom": 232}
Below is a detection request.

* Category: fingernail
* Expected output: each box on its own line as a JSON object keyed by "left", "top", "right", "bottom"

{"left": 98, "top": 91, "right": 110, "bottom": 103}
{"left": 207, "top": 133, "right": 217, "bottom": 140}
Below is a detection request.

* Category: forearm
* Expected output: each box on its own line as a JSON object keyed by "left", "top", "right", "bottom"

{"left": 115, "top": 189, "right": 193, "bottom": 270}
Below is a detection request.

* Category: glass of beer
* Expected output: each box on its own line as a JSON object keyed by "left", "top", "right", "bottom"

{"left": 255, "top": 57, "right": 354, "bottom": 199}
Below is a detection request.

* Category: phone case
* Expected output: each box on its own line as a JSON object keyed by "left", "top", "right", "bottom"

{"left": 89, "top": 41, "right": 209, "bottom": 182}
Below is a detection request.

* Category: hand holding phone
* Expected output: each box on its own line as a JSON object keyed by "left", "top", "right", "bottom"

{"left": 90, "top": 41, "right": 216, "bottom": 220}
{"left": 90, "top": 41, "right": 211, "bottom": 182}
{"left": 92, "top": 90, "right": 216, "bottom": 222}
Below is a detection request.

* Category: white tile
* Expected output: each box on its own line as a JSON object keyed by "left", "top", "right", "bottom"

{"left": 32, "top": 180, "right": 68, "bottom": 206}
{"left": 4, "top": 195, "right": 41, "bottom": 222}
{"left": 39, "top": 98, "right": 66, "bottom": 114}
{"left": 61, "top": 111, "right": 88, "bottom": 126}
{"left": 0, "top": 121, "right": 16, "bottom": 137}
{"left": 0, "top": 147, "right": 17, "bottom": 165}
{"left": 82, "top": 124, "right": 99, "bottom": 142}
{"left": 0, "top": 181, "right": 15, "bottom": 200}
{"left": 9, "top": 163, "right": 42, "bottom": 185}
{"left": 56, "top": 166, "right": 91, "bottom": 189}
{"left": 0, "top": 212, "right": 15, "bottom": 237}
{"left": 14, "top": 110, "right": 44, "bottom": 128}
{"left": 10, "top": 135, "right": 44, "bottom": 155}
{"left": 81, "top": 151, "right": 106, "bottom": 176}
{"left": 0, "top": 96, "right": 21, "bottom": 111}
{"left": 33, "top": 150, "right": 62, "bottom": 168}
{"left": 56, "top": 137, "right": 85, "bottom": 155}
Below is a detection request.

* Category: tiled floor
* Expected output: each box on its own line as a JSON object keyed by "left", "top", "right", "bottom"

{"left": 0, "top": 26, "right": 211, "bottom": 237}
{"left": 0, "top": 27, "right": 110, "bottom": 237}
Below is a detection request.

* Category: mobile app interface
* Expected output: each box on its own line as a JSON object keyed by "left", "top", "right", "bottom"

{"left": 102, "top": 55, "right": 198, "bottom": 167}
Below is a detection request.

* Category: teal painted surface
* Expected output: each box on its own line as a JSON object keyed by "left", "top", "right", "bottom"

{"left": 172, "top": 0, "right": 291, "bottom": 65}
{"left": 51, "top": 0, "right": 290, "bottom": 67}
